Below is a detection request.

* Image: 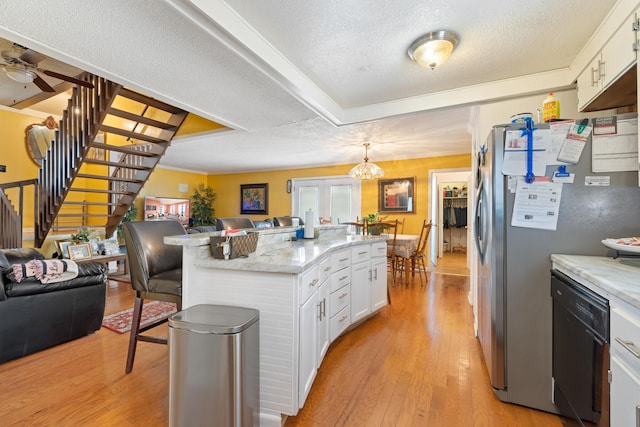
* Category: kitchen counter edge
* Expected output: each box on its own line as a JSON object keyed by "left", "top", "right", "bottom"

{"left": 550, "top": 254, "right": 640, "bottom": 310}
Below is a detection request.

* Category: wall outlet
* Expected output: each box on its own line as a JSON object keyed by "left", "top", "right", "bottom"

{"left": 0, "top": 165, "right": 6, "bottom": 172}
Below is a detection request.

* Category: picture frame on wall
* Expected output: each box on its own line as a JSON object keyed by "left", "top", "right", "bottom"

{"left": 240, "top": 183, "right": 269, "bottom": 215}
{"left": 378, "top": 177, "right": 415, "bottom": 213}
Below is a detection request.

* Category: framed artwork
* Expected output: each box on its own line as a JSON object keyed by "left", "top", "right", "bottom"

{"left": 55, "top": 239, "right": 73, "bottom": 258}
{"left": 68, "top": 243, "right": 92, "bottom": 260}
{"left": 240, "top": 183, "right": 269, "bottom": 215}
{"left": 378, "top": 177, "right": 415, "bottom": 213}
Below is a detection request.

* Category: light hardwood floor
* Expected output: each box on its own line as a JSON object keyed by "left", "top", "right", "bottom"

{"left": 0, "top": 262, "right": 562, "bottom": 426}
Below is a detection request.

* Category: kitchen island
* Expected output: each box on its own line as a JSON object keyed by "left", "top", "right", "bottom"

{"left": 166, "top": 226, "right": 388, "bottom": 427}
{"left": 550, "top": 254, "right": 640, "bottom": 426}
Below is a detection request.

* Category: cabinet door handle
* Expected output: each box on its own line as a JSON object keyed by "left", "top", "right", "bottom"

{"left": 321, "top": 298, "right": 326, "bottom": 318}
{"left": 591, "top": 67, "right": 598, "bottom": 86}
{"left": 636, "top": 404, "right": 640, "bottom": 427}
{"left": 598, "top": 59, "right": 605, "bottom": 80}
{"left": 373, "top": 267, "right": 378, "bottom": 280}
{"left": 615, "top": 337, "right": 640, "bottom": 358}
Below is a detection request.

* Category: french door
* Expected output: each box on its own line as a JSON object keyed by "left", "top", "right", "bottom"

{"left": 292, "top": 177, "right": 361, "bottom": 226}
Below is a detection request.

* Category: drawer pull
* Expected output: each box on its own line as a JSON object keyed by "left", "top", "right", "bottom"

{"left": 339, "top": 315, "right": 348, "bottom": 323}
{"left": 358, "top": 251, "right": 368, "bottom": 255}
{"left": 324, "top": 266, "right": 332, "bottom": 272}
{"left": 339, "top": 275, "right": 348, "bottom": 281}
{"left": 339, "top": 257, "right": 349, "bottom": 262}
{"left": 615, "top": 337, "right": 640, "bottom": 359}
{"left": 339, "top": 292, "right": 348, "bottom": 299}
{"left": 309, "top": 278, "right": 319, "bottom": 287}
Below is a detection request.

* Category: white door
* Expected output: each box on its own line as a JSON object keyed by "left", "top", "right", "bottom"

{"left": 292, "top": 177, "right": 361, "bottom": 225}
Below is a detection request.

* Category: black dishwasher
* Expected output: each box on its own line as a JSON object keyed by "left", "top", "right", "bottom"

{"left": 551, "top": 270, "right": 609, "bottom": 427}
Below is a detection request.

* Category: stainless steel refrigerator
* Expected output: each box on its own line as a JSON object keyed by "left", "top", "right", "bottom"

{"left": 474, "top": 121, "right": 640, "bottom": 413}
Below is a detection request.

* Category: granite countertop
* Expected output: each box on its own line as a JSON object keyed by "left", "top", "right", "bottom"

{"left": 191, "top": 235, "right": 385, "bottom": 274}
{"left": 550, "top": 254, "right": 640, "bottom": 310}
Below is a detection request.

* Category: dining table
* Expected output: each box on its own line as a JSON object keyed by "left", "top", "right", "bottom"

{"left": 391, "top": 233, "right": 420, "bottom": 284}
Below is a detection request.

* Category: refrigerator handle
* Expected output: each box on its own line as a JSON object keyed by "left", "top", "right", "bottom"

{"left": 474, "top": 179, "right": 485, "bottom": 264}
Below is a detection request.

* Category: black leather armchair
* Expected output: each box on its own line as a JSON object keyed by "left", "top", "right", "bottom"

{"left": 123, "top": 220, "right": 186, "bottom": 373}
{"left": 0, "top": 248, "right": 107, "bottom": 364}
{"left": 215, "top": 217, "right": 255, "bottom": 231}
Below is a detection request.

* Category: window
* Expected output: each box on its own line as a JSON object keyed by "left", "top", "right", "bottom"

{"left": 292, "top": 176, "right": 361, "bottom": 226}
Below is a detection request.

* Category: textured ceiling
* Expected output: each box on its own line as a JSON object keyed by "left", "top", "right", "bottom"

{"left": 0, "top": 0, "right": 620, "bottom": 173}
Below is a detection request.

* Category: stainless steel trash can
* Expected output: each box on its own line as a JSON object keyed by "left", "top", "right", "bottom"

{"left": 169, "top": 304, "right": 259, "bottom": 427}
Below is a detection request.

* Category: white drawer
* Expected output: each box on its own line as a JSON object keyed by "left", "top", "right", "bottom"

{"left": 611, "top": 305, "right": 640, "bottom": 374}
{"left": 319, "top": 256, "right": 332, "bottom": 283}
{"left": 371, "top": 241, "right": 387, "bottom": 258}
{"left": 330, "top": 284, "right": 350, "bottom": 317}
{"left": 298, "top": 265, "right": 320, "bottom": 305}
{"left": 330, "top": 305, "right": 351, "bottom": 341}
{"left": 351, "top": 244, "right": 371, "bottom": 264}
{"left": 331, "top": 249, "right": 351, "bottom": 272}
{"left": 330, "top": 267, "right": 351, "bottom": 293}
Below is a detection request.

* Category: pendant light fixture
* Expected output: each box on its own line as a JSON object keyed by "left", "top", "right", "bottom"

{"left": 348, "top": 143, "right": 384, "bottom": 180}
{"left": 408, "top": 30, "right": 459, "bottom": 70}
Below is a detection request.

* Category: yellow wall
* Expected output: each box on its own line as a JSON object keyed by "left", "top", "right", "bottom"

{"left": 1, "top": 106, "right": 470, "bottom": 238}
{"left": 207, "top": 154, "right": 471, "bottom": 236}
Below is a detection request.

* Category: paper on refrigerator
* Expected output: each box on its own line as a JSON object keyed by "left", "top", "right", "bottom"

{"left": 502, "top": 129, "right": 550, "bottom": 177}
{"left": 511, "top": 179, "right": 563, "bottom": 231}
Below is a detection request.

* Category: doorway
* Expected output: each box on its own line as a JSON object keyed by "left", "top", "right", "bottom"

{"left": 429, "top": 169, "right": 471, "bottom": 274}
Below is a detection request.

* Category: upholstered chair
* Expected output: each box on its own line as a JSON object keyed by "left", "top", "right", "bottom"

{"left": 123, "top": 220, "right": 186, "bottom": 374}
{"left": 215, "top": 217, "right": 256, "bottom": 231}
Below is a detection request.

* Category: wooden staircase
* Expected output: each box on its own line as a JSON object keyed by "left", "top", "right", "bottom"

{"left": 0, "top": 74, "right": 188, "bottom": 248}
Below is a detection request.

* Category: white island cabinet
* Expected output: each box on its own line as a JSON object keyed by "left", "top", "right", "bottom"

{"left": 166, "top": 228, "right": 387, "bottom": 427}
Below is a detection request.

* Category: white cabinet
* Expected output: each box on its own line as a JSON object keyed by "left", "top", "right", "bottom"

{"left": 610, "top": 303, "right": 640, "bottom": 427}
{"left": 577, "top": 10, "right": 638, "bottom": 111}
{"left": 371, "top": 241, "right": 388, "bottom": 311}
{"left": 351, "top": 245, "right": 372, "bottom": 323}
{"left": 298, "top": 265, "right": 320, "bottom": 408}
{"left": 329, "top": 249, "right": 351, "bottom": 341}
{"left": 351, "top": 242, "right": 388, "bottom": 324}
{"left": 317, "top": 271, "right": 330, "bottom": 365}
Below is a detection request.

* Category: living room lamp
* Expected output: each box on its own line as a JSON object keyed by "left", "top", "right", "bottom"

{"left": 408, "top": 30, "right": 459, "bottom": 70}
{"left": 349, "top": 143, "right": 384, "bottom": 180}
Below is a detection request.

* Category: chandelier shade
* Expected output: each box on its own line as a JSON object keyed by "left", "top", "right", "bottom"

{"left": 348, "top": 143, "right": 384, "bottom": 180}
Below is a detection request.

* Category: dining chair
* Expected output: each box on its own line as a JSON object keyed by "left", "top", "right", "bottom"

{"left": 123, "top": 219, "right": 185, "bottom": 374}
{"left": 397, "top": 220, "right": 432, "bottom": 286}
{"left": 396, "top": 218, "right": 405, "bottom": 234}
{"left": 340, "top": 219, "right": 366, "bottom": 235}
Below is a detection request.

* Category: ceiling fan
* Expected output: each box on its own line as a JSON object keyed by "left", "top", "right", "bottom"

{"left": 1, "top": 43, "right": 94, "bottom": 92}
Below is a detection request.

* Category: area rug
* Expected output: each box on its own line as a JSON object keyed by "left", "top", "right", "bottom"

{"left": 101, "top": 301, "right": 177, "bottom": 334}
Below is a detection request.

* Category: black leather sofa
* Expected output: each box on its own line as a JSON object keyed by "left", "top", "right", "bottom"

{"left": 0, "top": 248, "right": 107, "bottom": 364}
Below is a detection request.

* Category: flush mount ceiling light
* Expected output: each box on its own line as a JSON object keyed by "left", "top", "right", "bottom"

{"left": 348, "top": 143, "right": 384, "bottom": 180}
{"left": 408, "top": 30, "right": 459, "bottom": 70}
{"left": 3, "top": 63, "right": 36, "bottom": 83}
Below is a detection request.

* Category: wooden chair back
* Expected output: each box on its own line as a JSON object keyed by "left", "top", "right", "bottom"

{"left": 413, "top": 220, "right": 433, "bottom": 258}
{"left": 340, "top": 219, "right": 366, "bottom": 235}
